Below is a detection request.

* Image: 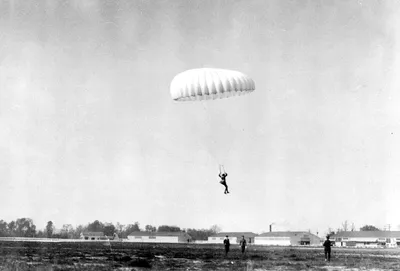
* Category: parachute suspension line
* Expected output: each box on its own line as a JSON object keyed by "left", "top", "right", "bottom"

{"left": 170, "top": 68, "right": 255, "bottom": 169}
{"left": 219, "top": 165, "right": 226, "bottom": 174}
{"left": 201, "top": 99, "right": 219, "bottom": 167}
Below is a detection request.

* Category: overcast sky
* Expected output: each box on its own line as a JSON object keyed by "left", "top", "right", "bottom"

{"left": 1, "top": 0, "right": 400, "bottom": 235}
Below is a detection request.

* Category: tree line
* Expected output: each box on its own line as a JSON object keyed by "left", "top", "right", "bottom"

{"left": 0, "top": 218, "right": 222, "bottom": 241}
{"left": 1, "top": 218, "right": 386, "bottom": 240}
{"left": 325, "top": 220, "right": 383, "bottom": 236}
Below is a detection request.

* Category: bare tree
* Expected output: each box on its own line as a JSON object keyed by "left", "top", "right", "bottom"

{"left": 342, "top": 220, "right": 348, "bottom": 232}
{"left": 210, "top": 224, "right": 222, "bottom": 234}
{"left": 351, "top": 222, "right": 356, "bottom": 231}
{"left": 62, "top": 224, "right": 74, "bottom": 238}
{"left": 115, "top": 222, "right": 125, "bottom": 236}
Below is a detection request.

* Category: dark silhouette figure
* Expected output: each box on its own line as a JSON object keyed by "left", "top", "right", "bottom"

{"left": 223, "top": 235, "right": 230, "bottom": 256}
{"left": 240, "top": 236, "right": 247, "bottom": 254}
{"left": 219, "top": 165, "right": 229, "bottom": 194}
{"left": 323, "top": 235, "right": 332, "bottom": 262}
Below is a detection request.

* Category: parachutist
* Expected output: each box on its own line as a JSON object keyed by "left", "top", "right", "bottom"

{"left": 219, "top": 166, "right": 229, "bottom": 194}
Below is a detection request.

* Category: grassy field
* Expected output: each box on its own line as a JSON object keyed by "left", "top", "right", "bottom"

{"left": 1, "top": 241, "right": 399, "bottom": 270}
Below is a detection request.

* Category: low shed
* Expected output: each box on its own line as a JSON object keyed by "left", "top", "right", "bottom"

{"left": 255, "top": 231, "right": 320, "bottom": 246}
{"left": 127, "top": 232, "right": 192, "bottom": 243}
{"left": 80, "top": 232, "right": 106, "bottom": 241}
{"left": 331, "top": 231, "right": 400, "bottom": 248}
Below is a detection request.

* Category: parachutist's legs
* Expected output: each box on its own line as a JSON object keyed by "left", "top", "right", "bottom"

{"left": 220, "top": 180, "right": 229, "bottom": 194}
{"left": 223, "top": 184, "right": 229, "bottom": 194}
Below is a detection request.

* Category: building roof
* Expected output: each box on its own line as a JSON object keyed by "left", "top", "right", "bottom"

{"left": 82, "top": 232, "right": 104, "bottom": 236}
{"left": 257, "top": 231, "right": 318, "bottom": 238}
{"left": 128, "top": 231, "right": 192, "bottom": 239}
{"left": 210, "top": 232, "right": 258, "bottom": 238}
{"left": 331, "top": 231, "right": 400, "bottom": 238}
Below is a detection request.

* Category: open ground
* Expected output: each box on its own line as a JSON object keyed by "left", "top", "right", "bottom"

{"left": 1, "top": 241, "right": 400, "bottom": 270}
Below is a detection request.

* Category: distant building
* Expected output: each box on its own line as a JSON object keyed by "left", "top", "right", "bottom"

{"left": 80, "top": 232, "right": 106, "bottom": 241}
{"left": 331, "top": 231, "right": 400, "bottom": 248}
{"left": 127, "top": 232, "right": 192, "bottom": 243}
{"left": 208, "top": 232, "right": 258, "bottom": 244}
{"left": 255, "top": 231, "right": 320, "bottom": 246}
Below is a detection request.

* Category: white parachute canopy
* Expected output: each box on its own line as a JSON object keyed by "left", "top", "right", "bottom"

{"left": 170, "top": 68, "right": 255, "bottom": 101}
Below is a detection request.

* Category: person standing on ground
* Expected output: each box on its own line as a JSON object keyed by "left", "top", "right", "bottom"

{"left": 323, "top": 235, "right": 332, "bottom": 262}
{"left": 239, "top": 236, "right": 247, "bottom": 254}
{"left": 223, "top": 235, "right": 230, "bottom": 256}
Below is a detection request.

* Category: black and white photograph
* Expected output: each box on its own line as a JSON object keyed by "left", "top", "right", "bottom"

{"left": 1, "top": 0, "right": 399, "bottom": 270}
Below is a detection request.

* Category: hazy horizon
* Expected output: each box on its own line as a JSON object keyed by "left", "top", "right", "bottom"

{"left": 1, "top": 0, "right": 400, "bottom": 235}
{"left": 1, "top": 217, "right": 390, "bottom": 236}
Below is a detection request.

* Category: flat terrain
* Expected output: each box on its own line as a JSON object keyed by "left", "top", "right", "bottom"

{"left": 1, "top": 241, "right": 399, "bottom": 270}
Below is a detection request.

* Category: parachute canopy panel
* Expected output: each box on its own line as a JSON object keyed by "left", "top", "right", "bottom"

{"left": 170, "top": 68, "right": 255, "bottom": 101}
